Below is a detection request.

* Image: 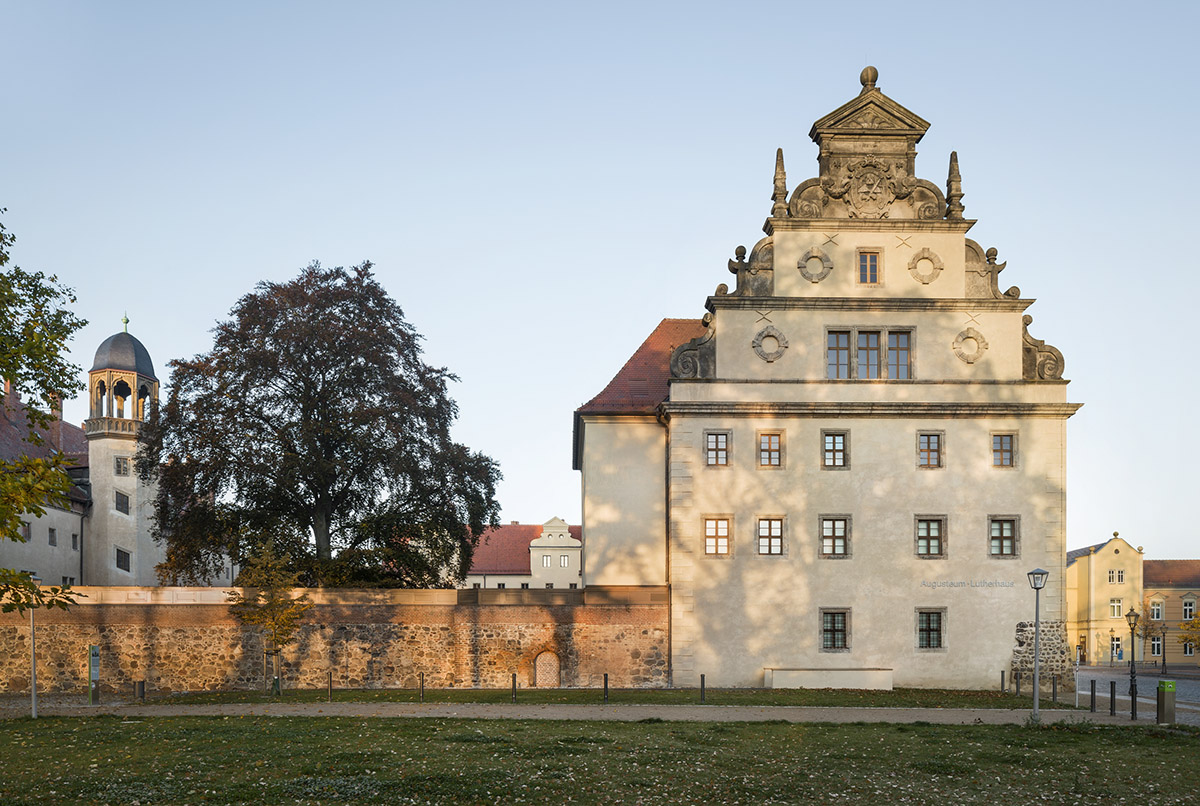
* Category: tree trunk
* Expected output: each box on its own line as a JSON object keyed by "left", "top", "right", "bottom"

{"left": 313, "top": 508, "right": 332, "bottom": 561}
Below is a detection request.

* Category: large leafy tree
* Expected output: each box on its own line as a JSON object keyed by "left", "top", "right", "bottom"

{"left": 0, "top": 210, "right": 85, "bottom": 613}
{"left": 139, "top": 262, "right": 501, "bottom": 586}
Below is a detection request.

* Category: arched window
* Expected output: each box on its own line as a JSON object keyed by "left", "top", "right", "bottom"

{"left": 113, "top": 380, "right": 133, "bottom": 419}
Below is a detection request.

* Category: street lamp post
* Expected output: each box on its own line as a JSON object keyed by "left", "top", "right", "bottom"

{"left": 1126, "top": 607, "right": 1139, "bottom": 721}
{"left": 1027, "top": 568, "right": 1049, "bottom": 724}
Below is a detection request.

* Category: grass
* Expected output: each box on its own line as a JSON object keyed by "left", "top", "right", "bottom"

{"left": 160, "top": 685, "right": 1080, "bottom": 710}
{"left": 0, "top": 715, "right": 1195, "bottom": 804}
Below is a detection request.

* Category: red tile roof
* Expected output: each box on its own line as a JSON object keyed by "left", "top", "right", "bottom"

{"left": 1, "top": 394, "right": 87, "bottom": 466}
{"left": 470, "top": 523, "right": 582, "bottom": 575}
{"left": 1144, "top": 560, "right": 1200, "bottom": 589}
{"left": 576, "top": 318, "right": 706, "bottom": 415}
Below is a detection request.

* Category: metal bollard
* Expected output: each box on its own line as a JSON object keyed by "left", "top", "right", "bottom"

{"left": 1090, "top": 679, "right": 1096, "bottom": 713}
{"left": 1109, "top": 681, "right": 1116, "bottom": 716}
{"left": 1052, "top": 675, "right": 1058, "bottom": 704}
{"left": 327, "top": 671, "right": 332, "bottom": 703}
{"left": 1157, "top": 680, "right": 1176, "bottom": 725}
{"left": 700, "top": 674, "right": 706, "bottom": 703}
{"left": 511, "top": 673, "right": 517, "bottom": 703}
{"left": 1015, "top": 672, "right": 1021, "bottom": 697}
{"left": 603, "top": 673, "right": 609, "bottom": 704}
{"left": 420, "top": 672, "right": 425, "bottom": 703}
{"left": 1000, "top": 670, "right": 1005, "bottom": 693}
{"left": 135, "top": 680, "right": 145, "bottom": 702}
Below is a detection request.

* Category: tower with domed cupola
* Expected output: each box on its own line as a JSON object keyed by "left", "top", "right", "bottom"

{"left": 83, "top": 317, "right": 165, "bottom": 585}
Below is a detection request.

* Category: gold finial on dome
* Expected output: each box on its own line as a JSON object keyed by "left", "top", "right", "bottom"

{"left": 122, "top": 312, "right": 129, "bottom": 333}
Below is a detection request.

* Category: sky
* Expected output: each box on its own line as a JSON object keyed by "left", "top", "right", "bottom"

{"left": 3, "top": 1, "right": 1197, "bottom": 559}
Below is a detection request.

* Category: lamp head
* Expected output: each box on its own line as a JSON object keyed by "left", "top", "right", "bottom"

{"left": 1027, "top": 568, "right": 1049, "bottom": 590}
{"left": 1126, "top": 607, "right": 1140, "bottom": 630}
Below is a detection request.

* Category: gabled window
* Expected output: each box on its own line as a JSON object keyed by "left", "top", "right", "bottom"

{"left": 1184, "top": 599, "right": 1196, "bottom": 621}
{"left": 1151, "top": 600, "right": 1163, "bottom": 620}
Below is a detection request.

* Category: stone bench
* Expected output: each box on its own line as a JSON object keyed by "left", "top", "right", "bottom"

{"left": 763, "top": 667, "right": 894, "bottom": 690}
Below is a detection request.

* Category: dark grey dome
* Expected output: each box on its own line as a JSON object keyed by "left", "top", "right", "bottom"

{"left": 90, "top": 332, "right": 157, "bottom": 380}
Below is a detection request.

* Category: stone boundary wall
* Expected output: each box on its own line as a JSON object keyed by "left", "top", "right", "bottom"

{"left": 1010, "top": 619, "right": 1073, "bottom": 688}
{"left": 0, "top": 587, "right": 669, "bottom": 694}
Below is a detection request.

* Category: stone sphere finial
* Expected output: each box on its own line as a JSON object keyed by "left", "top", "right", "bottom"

{"left": 860, "top": 66, "right": 879, "bottom": 89}
{"left": 1113, "top": 531, "right": 1119, "bottom": 538}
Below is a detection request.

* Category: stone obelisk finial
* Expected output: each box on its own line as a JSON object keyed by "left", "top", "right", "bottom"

{"left": 946, "top": 151, "right": 965, "bottom": 220}
{"left": 771, "top": 148, "right": 788, "bottom": 218}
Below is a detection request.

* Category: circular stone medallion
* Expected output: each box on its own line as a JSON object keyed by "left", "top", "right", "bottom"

{"left": 752, "top": 326, "right": 789, "bottom": 363}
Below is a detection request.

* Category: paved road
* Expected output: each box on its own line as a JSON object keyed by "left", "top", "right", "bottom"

{"left": 1073, "top": 665, "right": 1200, "bottom": 726}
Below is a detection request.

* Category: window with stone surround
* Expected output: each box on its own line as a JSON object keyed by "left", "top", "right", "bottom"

{"left": 116, "top": 547, "right": 131, "bottom": 572}
{"left": 560, "top": 554, "right": 569, "bottom": 568}
{"left": 1185, "top": 599, "right": 1196, "bottom": 621}
{"left": 704, "top": 518, "right": 730, "bottom": 555}
{"left": 20, "top": 522, "right": 30, "bottom": 540}
{"left": 1108, "top": 569, "right": 1124, "bottom": 584}
{"left": 858, "top": 250, "right": 881, "bottom": 285}
{"left": 820, "top": 517, "right": 850, "bottom": 558}
{"left": 115, "top": 491, "right": 130, "bottom": 515}
{"left": 1110, "top": 598, "right": 1123, "bottom": 618}
{"left": 705, "top": 431, "right": 729, "bottom": 466}
{"left": 917, "top": 609, "right": 945, "bottom": 650}
{"left": 758, "top": 432, "right": 783, "bottom": 468}
{"left": 1152, "top": 635, "right": 1162, "bottom": 656}
{"left": 542, "top": 554, "right": 551, "bottom": 568}
{"left": 1185, "top": 642, "right": 1195, "bottom": 657}
{"left": 993, "top": 433, "right": 1016, "bottom": 468}
{"left": 917, "top": 432, "right": 943, "bottom": 469}
{"left": 822, "top": 430, "right": 848, "bottom": 469}
{"left": 915, "top": 517, "right": 945, "bottom": 558}
{"left": 988, "top": 517, "right": 1018, "bottom": 558}
{"left": 757, "top": 518, "right": 783, "bottom": 555}
{"left": 821, "top": 609, "right": 850, "bottom": 651}
{"left": 114, "top": 456, "right": 131, "bottom": 476}
{"left": 48, "top": 528, "right": 57, "bottom": 547}
{"left": 826, "top": 327, "right": 913, "bottom": 379}
{"left": 1151, "top": 600, "right": 1163, "bottom": 620}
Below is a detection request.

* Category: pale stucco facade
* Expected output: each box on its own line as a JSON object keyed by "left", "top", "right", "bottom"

{"left": 575, "top": 67, "right": 1080, "bottom": 689}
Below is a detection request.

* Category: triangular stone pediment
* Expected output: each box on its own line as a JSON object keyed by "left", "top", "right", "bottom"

{"left": 810, "top": 91, "right": 930, "bottom": 141}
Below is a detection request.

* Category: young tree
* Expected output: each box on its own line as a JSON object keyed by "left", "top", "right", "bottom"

{"left": 139, "top": 262, "right": 501, "bottom": 585}
{"left": 0, "top": 211, "right": 85, "bottom": 613}
{"left": 227, "top": 540, "right": 313, "bottom": 693}
{"left": 1179, "top": 615, "right": 1200, "bottom": 659}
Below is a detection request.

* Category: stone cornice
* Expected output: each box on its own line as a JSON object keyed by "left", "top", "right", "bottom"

{"left": 660, "top": 401, "right": 1082, "bottom": 419}
{"left": 764, "top": 218, "right": 975, "bottom": 235}
{"left": 706, "top": 296, "right": 1035, "bottom": 313}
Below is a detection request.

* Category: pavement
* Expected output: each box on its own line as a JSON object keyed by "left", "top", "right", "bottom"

{"left": 0, "top": 696, "right": 1187, "bottom": 727}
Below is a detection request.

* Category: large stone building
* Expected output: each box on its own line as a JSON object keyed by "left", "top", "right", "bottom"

{"left": 575, "top": 67, "right": 1080, "bottom": 689}
{"left": 0, "top": 324, "right": 199, "bottom": 587}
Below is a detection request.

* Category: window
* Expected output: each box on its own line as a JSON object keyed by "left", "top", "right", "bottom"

{"left": 917, "top": 610, "right": 944, "bottom": 649}
{"left": 822, "top": 431, "right": 848, "bottom": 469}
{"left": 857, "top": 331, "right": 881, "bottom": 378}
{"left": 1151, "top": 600, "right": 1163, "bottom": 620}
{"left": 827, "top": 331, "right": 850, "bottom": 379}
{"left": 1185, "top": 599, "right": 1196, "bottom": 620}
{"left": 1151, "top": 636, "right": 1162, "bottom": 657}
{"left": 993, "top": 434, "right": 1015, "bottom": 467}
{"left": 758, "top": 432, "right": 782, "bottom": 468}
{"left": 1110, "top": 598, "right": 1123, "bottom": 618}
{"left": 569, "top": 583, "right": 578, "bottom": 589}
{"left": 827, "top": 327, "right": 912, "bottom": 379}
{"left": 1117, "top": 570, "right": 1124, "bottom": 583}
{"left": 61, "top": 576, "right": 74, "bottom": 587}
{"left": 916, "top": 518, "right": 944, "bottom": 557}
{"left": 706, "top": 432, "right": 728, "bottom": 466}
{"left": 71, "top": 533, "right": 79, "bottom": 551}
{"left": 858, "top": 250, "right": 880, "bottom": 285}
{"left": 48, "top": 528, "right": 57, "bottom": 547}
{"left": 1185, "top": 642, "right": 1195, "bottom": 657}
{"left": 115, "top": 491, "right": 130, "bottom": 514}
{"left": 496, "top": 583, "right": 506, "bottom": 589}
{"left": 20, "top": 522, "right": 30, "bottom": 540}
{"left": 560, "top": 554, "right": 570, "bottom": 568}
{"left": 1107, "top": 569, "right": 1124, "bottom": 584}
{"left": 1111, "top": 635, "right": 1122, "bottom": 659}
{"left": 821, "top": 610, "right": 849, "bottom": 651}
{"left": 542, "top": 555, "right": 551, "bottom": 568}
{"left": 545, "top": 583, "right": 554, "bottom": 589}
{"left": 917, "top": 432, "right": 942, "bottom": 468}
{"left": 887, "top": 332, "right": 911, "bottom": 380}
{"left": 116, "top": 548, "right": 131, "bottom": 572}
{"left": 704, "top": 519, "right": 730, "bottom": 555}
{"left": 988, "top": 518, "right": 1017, "bottom": 558}
{"left": 114, "top": 456, "right": 131, "bottom": 476}
{"left": 820, "top": 517, "right": 849, "bottom": 558}
{"left": 758, "top": 518, "right": 783, "bottom": 555}
{"left": 520, "top": 583, "right": 530, "bottom": 589}
{"left": 472, "top": 583, "right": 481, "bottom": 589}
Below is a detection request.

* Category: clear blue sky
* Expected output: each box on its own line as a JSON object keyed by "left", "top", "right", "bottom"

{"left": 4, "top": 1, "right": 1197, "bottom": 558}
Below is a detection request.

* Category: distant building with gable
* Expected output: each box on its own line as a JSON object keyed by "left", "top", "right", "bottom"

{"left": 463, "top": 517, "right": 582, "bottom": 590}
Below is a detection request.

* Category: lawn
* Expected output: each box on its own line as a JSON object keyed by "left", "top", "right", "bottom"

{"left": 162, "top": 685, "right": 1078, "bottom": 710}
{"left": 0, "top": 716, "right": 1194, "bottom": 805}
